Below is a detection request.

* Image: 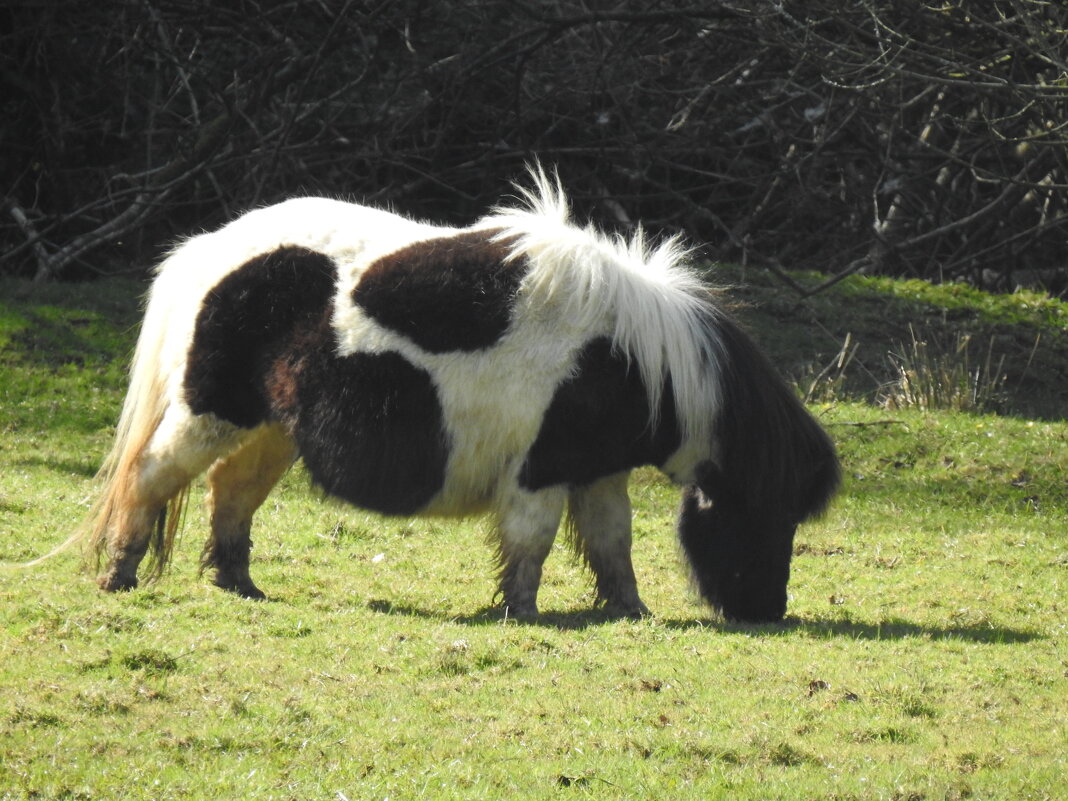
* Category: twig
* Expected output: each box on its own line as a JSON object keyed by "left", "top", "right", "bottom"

{"left": 5, "top": 200, "right": 51, "bottom": 278}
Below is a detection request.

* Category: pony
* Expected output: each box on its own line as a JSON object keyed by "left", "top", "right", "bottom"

{"left": 72, "top": 167, "right": 839, "bottom": 623}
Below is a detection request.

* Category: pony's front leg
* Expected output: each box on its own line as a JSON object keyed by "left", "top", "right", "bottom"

{"left": 568, "top": 472, "right": 649, "bottom": 618}
{"left": 203, "top": 423, "right": 297, "bottom": 599}
{"left": 494, "top": 485, "right": 567, "bottom": 619}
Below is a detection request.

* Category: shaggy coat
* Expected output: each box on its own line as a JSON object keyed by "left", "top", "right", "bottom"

{"left": 78, "top": 170, "right": 839, "bottom": 622}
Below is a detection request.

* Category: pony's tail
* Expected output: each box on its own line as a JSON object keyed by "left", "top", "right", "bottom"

{"left": 27, "top": 262, "right": 190, "bottom": 578}
{"left": 88, "top": 265, "right": 196, "bottom": 579}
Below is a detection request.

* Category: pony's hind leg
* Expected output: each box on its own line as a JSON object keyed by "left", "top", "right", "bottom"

{"left": 97, "top": 410, "right": 238, "bottom": 592}
{"left": 567, "top": 472, "right": 649, "bottom": 618}
{"left": 96, "top": 490, "right": 177, "bottom": 592}
{"left": 494, "top": 484, "right": 567, "bottom": 619}
{"left": 203, "top": 423, "right": 297, "bottom": 599}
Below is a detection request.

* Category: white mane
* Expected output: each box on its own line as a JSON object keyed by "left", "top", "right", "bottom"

{"left": 480, "top": 166, "right": 723, "bottom": 446}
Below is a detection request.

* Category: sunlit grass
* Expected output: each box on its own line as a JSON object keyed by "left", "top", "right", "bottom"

{"left": 1, "top": 275, "right": 1065, "bottom": 800}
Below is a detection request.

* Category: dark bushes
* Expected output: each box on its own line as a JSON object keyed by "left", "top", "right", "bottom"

{"left": 2, "top": 1, "right": 1065, "bottom": 293}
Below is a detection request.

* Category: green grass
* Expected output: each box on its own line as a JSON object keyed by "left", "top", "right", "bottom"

{"left": 1, "top": 274, "right": 1066, "bottom": 800}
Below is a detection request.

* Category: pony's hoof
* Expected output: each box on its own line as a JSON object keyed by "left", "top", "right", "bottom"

{"left": 502, "top": 602, "right": 538, "bottom": 621}
{"left": 97, "top": 572, "right": 138, "bottom": 592}
{"left": 603, "top": 600, "right": 651, "bottom": 620}
{"left": 214, "top": 576, "right": 267, "bottom": 600}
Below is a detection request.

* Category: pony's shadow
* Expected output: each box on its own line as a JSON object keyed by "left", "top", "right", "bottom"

{"left": 366, "top": 599, "right": 629, "bottom": 631}
{"left": 749, "top": 615, "right": 1042, "bottom": 644}
{"left": 364, "top": 599, "right": 1042, "bottom": 643}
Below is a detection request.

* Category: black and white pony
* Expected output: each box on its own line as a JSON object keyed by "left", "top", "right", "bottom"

{"left": 77, "top": 168, "right": 839, "bottom": 623}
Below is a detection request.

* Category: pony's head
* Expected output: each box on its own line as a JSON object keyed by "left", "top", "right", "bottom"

{"left": 677, "top": 312, "right": 840, "bottom": 623}
{"left": 679, "top": 456, "right": 839, "bottom": 623}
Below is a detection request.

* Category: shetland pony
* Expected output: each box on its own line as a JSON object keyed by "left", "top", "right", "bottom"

{"left": 73, "top": 168, "right": 839, "bottom": 623}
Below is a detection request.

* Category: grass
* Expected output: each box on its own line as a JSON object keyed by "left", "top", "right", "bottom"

{"left": 881, "top": 326, "right": 1008, "bottom": 413}
{"left": 1, "top": 272, "right": 1066, "bottom": 800}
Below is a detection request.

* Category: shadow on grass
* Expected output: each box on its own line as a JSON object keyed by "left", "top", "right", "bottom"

{"left": 771, "top": 614, "right": 1043, "bottom": 644}
{"left": 365, "top": 599, "right": 1042, "bottom": 644}
{"left": 0, "top": 279, "right": 144, "bottom": 368}
{"left": 16, "top": 456, "right": 100, "bottom": 478}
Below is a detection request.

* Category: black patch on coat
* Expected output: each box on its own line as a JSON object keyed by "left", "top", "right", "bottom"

{"left": 184, "top": 246, "right": 337, "bottom": 428}
{"left": 184, "top": 245, "right": 449, "bottom": 515}
{"left": 518, "top": 338, "right": 681, "bottom": 491}
{"left": 352, "top": 229, "right": 526, "bottom": 353}
{"left": 271, "top": 330, "right": 449, "bottom": 515}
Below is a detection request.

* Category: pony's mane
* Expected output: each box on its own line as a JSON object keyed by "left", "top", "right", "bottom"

{"left": 480, "top": 166, "right": 723, "bottom": 445}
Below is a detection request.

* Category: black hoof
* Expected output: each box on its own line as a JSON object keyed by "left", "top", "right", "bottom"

{"left": 601, "top": 599, "right": 652, "bottom": 620}
{"left": 98, "top": 572, "right": 138, "bottom": 592}
{"left": 213, "top": 574, "right": 266, "bottom": 600}
{"left": 501, "top": 602, "right": 538, "bottom": 621}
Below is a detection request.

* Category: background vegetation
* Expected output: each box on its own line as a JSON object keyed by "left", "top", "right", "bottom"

{"left": 3, "top": 0, "right": 1067, "bottom": 293}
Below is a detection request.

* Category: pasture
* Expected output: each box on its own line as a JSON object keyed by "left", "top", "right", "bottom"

{"left": 1, "top": 274, "right": 1065, "bottom": 800}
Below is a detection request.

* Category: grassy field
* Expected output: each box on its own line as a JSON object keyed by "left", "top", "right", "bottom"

{"left": 0, "top": 273, "right": 1065, "bottom": 800}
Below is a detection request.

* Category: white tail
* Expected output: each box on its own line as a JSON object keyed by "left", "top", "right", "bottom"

{"left": 88, "top": 257, "right": 199, "bottom": 577}
{"left": 24, "top": 256, "right": 191, "bottom": 575}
